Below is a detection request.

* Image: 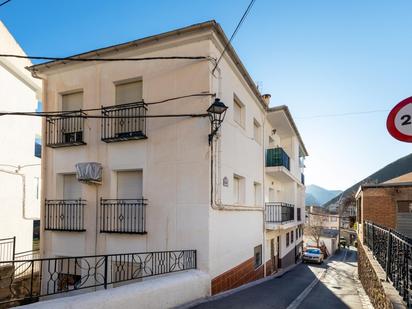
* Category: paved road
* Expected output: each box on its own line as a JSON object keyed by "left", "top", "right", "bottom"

{"left": 190, "top": 247, "right": 372, "bottom": 309}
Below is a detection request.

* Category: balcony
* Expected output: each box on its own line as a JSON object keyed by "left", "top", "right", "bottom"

{"left": 46, "top": 112, "right": 86, "bottom": 148}
{"left": 265, "top": 202, "right": 295, "bottom": 228}
{"left": 266, "top": 147, "right": 290, "bottom": 170}
{"left": 45, "top": 199, "right": 86, "bottom": 232}
{"left": 100, "top": 199, "right": 147, "bottom": 234}
{"left": 101, "top": 102, "right": 147, "bottom": 142}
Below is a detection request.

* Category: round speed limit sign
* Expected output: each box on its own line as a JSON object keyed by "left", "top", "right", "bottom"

{"left": 387, "top": 97, "right": 412, "bottom": 143}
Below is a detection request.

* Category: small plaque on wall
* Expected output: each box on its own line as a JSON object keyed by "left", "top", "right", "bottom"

{"left": 223, "top": 176, "right": 229, "bottom": 187}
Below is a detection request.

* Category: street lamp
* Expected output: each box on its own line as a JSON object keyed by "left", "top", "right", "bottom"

{"left": 207, "top": 98, "right": 228, "bottom": 145}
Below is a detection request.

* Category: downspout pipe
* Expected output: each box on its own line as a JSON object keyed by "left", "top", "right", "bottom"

{"left": 0, "top": 168, "right": 37, "bottom": 220}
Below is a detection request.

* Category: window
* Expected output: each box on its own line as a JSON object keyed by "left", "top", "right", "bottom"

{"left": 297, "top": 208, "right": 301, "bottom": 221}
{"left": 117, "top": 170, "right": 143, "bottom": 199}
{"left": 397, "top": 201, "right": 412, "bottom": 213}
{"left": 268, "top": 136, "right": 275, "bottom": 147}
{"left": 115, "top": 80, "right": 143, "bottom": 105}
{"left": 63, "top": 174, "right": 81, "bottom": 200}
{"left": 296, "top": 228, "right": 298, "bottom": 239}
{"left": 254, "top": 245, "right": 262, "bottom": 269}
{"left": 62, "top": 92, "right": 83, "bottom": 111}
{"left": 233, "top": 175, "right": 244, "bottom": 205}
{"left": 286, "top": 232, "right": 290, "bottom": 247}
{"left": 254, "top": 182, "right": 262, "bottom": 206}
{"left": 233, "top": 96, "right": 245, "bottom": 127}
{"left": 253, "top": 119, "right": 261, "bottom": 143}
{"left": 331, "top": 216, "right": 338, "bottom": 222}
{"left": 34, "top": 177, "right": 40, "bottom": 200}
{"left": 291, "top": 231, "right": 294, "bottom": 243}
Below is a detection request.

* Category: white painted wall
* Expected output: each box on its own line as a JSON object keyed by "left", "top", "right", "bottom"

{"left": 0, "top": 21, "right": 41, "bottom": 255}
{"left": 22, "top": 270, "right": 210, "bottom": 309}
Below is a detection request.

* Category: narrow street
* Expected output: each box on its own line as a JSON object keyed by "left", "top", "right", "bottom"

{"left": 190, "top": 248, "right": 372, "bottom": 309}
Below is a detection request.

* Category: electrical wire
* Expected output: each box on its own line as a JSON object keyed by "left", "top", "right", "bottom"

{"left": 0, "top": 0, "right": 11, "bottom": 7}
{"left": 0, "top": 54, "right": 212, "bottom": 62}
{"left": 0, "top": 92, "right": 215, "bottom": 118}
{"left": 212, "top": 0, "right": 256, "bottom": 74}
{"left": 297, "top": 109, "right": 389, "bottom": 120}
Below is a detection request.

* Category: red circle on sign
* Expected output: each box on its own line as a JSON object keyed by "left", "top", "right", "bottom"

{"left": 386, "top": 96, "right": 412, "bottom": 142}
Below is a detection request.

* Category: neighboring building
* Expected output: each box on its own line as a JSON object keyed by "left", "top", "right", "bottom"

{"left": 28, "top": 20, "right": 307, "bottom": 296}
{"left": 306, "top": 205, "right": 339, "bottom": 230}
{"left": 0, "top": 21, "right": 41, "bottom": 258}
{"left": 356, "top": 172, "right": 412, "bottom": 240}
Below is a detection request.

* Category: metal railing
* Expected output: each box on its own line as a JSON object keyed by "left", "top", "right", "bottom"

{"left": 100, "top": 199, "right": 147, "bottom": 234}
{"left": 265, "top": 202, "right": 294, "bottom": 223}
{"left": 45, "top": 199, "right": 86, "bottom": 232}
{"left": 101, "top": 102, "right": 147, "bottom": 142}
{"left": 0, "top": 250, "right": 196, "bottom": 306}
{"left": 46, "top": 112, "right": 86, "bottom": 147}
{"left": 364, "top": 221, "right": 412, "bottom": 306}
{"left": 266, "top": 147, "right": 290, "bottom": 170}
{"left": 0, "top": 237, "right": 15, "bottom": 262}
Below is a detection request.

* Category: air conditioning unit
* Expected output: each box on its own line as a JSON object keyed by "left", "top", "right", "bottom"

{"left": 75, "top": 162, "right": 102, "bottom": 184}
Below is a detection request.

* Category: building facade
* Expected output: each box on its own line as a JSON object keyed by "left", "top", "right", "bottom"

{"left": 0, "top": 21, "right": 41, "bottom": 259}
{"left": 356, "top": 172, "right": 412, "bottom": 239}
{"left": 29, "top": 21, "right": 307, "bottom": 295}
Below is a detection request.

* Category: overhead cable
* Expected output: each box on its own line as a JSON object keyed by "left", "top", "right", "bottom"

{"left": 212, "top": 0, "right": 256, "bottom": 74}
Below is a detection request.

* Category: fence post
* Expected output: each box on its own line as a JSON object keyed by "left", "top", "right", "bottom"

{"left": 385, "top": 229, "right": 392, "bottom": 282}
{"left": 372, "top": 224, "right": 375, "bottom": 253}
{"left": 12, "top": 236, "right": 16, "bottom": 260}
{"left": 104, "top": 255, "right": 108, "bottom": 289}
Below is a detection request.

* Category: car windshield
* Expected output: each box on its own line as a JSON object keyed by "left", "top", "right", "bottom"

{"left": 306, "top": 249, "right": 320, "bottom": 254}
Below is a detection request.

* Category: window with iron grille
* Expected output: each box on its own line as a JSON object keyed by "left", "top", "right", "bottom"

{"left": 101, "top": 80, "right": 147, "bottom": 142}
{"left": 297, "top": 208, "right": 301, "bottom": 221}
{"left": 254, "top": 245, "right": 262, "bottom": 269}
{"left": 286, "top": 232, "right": 290, "bottom": 247}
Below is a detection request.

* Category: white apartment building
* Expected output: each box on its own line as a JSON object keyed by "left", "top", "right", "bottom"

{"left": 28, "top": 20, "right": 307, "bottom": 296}
{"left": 0, "top": 21, "right": 41, "bottom": 259}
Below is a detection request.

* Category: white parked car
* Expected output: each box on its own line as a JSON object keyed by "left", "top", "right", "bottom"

{"left": 303, "top": 248, "right": 324, "bottom": 264}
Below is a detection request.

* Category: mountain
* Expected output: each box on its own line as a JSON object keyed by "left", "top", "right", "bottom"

{"left": 305, "top": 185, "right": 342, "bottom": 206}
{"left": 323, "top": 153, "right": 412, "bottom": 208}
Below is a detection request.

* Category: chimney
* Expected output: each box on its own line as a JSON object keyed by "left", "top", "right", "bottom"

{"left": 262, "top": 94, "right": 271, "bottom": 106}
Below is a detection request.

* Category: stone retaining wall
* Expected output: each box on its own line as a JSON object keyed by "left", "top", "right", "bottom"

{"left": 358, "top": 241, "right": 405, "bottom": 309}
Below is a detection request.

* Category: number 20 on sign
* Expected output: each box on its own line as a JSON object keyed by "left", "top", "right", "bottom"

{"left": 387, "top": 97, "right": 412, "bottom": 143}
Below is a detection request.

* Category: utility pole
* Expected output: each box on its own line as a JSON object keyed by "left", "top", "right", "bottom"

{"left": 337, "top": 193, "right": 344, "bottom": 250}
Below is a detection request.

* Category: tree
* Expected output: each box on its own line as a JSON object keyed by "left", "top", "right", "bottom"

{"left": 305, "top": 212, "right": 326, "bottom": 247}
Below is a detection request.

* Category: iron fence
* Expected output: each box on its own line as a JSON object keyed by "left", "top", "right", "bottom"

{"left": 265, "top": 202, "right": 294, "bottom": 223}
{"left": 101, "top": 102, "right": 147, "bottom": 142}
{"left": 364, "top": 221, "right": 412, "bottom": 306}
{"left": 0, "top": 237, "right": 15, "bottom": 262}
{"left": 46, "top": 112, "right": 86, "bottom": 147}
{"left": 100, "top": 199, "right": 147, "bottom": 234}
{"left": 0, "top": 250, "right": 196, "bottom": 306}
{"left": 44, "top": 199, "right": 86, "bottom": 232}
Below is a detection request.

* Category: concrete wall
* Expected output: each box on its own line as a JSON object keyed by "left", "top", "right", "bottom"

{"left": 0, "top": 21, "right": 41, "bottom": 254}
{"left": 22, "top": 270, "right": 210, "bottom": 309}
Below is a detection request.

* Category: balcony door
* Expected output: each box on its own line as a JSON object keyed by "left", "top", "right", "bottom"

{"left": 63, "top": 174, "right": 81, "bottom": 200}
{"left": 117, "top": 171, "right": 143, "bottom": 199}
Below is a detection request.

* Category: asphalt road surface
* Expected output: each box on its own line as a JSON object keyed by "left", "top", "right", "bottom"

{"left": 190, "top": 247, "right": 372, "bottom": 309}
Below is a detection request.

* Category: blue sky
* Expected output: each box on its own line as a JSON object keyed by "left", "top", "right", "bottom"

{"left": 1, "top": 0, "right": 411, "bottom": 189}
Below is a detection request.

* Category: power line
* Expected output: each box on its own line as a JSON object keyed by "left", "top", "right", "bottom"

{"left": 0, "top": 0, "right": 12, "bottom": 7}
{"left": 0, "top": 92, "right": 215, "bottom": 117}
{"left": 297, "top": 109, "right": 389, "bottom": 120}
{"left": 0, "top": 54, "right": 212, "bottom": 63}
{"left": 212, "top": 0, "right": 256, "bottom": 74}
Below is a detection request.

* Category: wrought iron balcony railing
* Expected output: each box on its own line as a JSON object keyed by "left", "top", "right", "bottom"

{"left": 266, "top": 147, "right": 290, "bottom": 170}
{"left": 265, "top": 202, "right": 295, "bottom": 223}
{"left": 45, "top": 199, "right": 86, "bottom": 232}
{"left": 100, "top": 199, "right": 147, "bottom": 234}
{"left": 101, "top": 102, "right": 147, "bottom": 142}
{"left": 46, "top": 112, "right": 86, "bottom": 148}
{"left": 0, "top": 250, "right": 196, "bottom": 306}
{"left": 0, "top": 237, "right": 15, "bottom": 262}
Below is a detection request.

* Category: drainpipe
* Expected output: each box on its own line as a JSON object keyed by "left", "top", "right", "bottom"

{"left": 0, "top": 167, "right": 38, "bottom": 220}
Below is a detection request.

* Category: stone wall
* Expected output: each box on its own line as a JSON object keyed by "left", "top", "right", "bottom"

{"left": 358, "top": 241, "right": 405, "bottom": 309}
